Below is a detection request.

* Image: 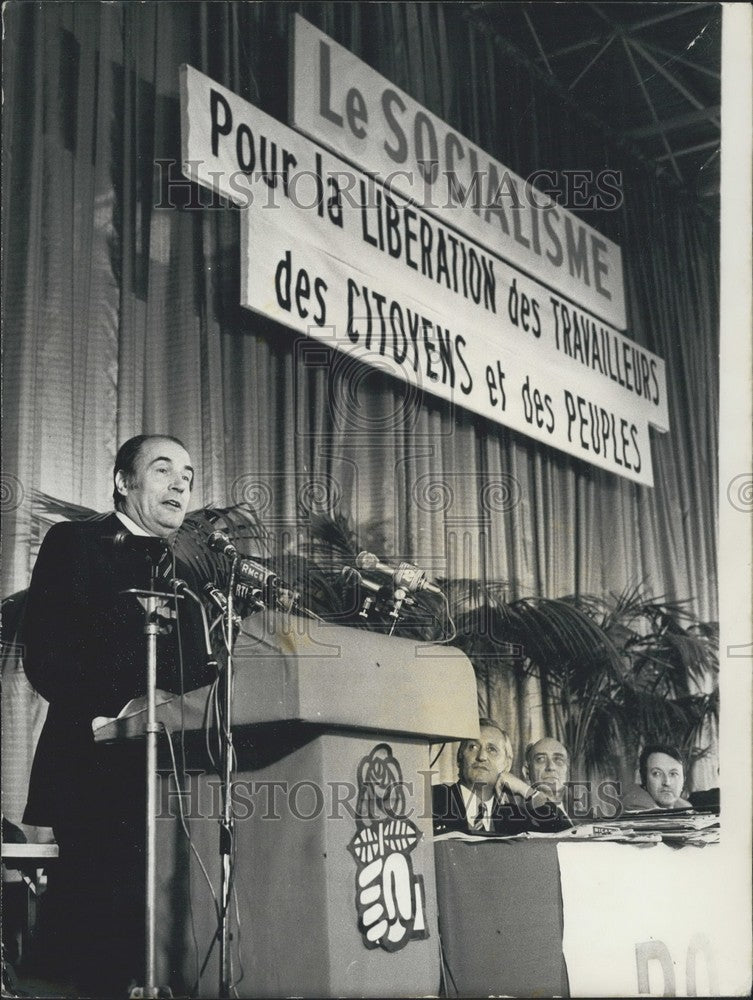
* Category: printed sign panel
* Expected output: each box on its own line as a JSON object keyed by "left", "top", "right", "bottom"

{"left": 180, "top": 64, "right": 667, "bottom": 484}
{"left": 558, "top": 843, "right": 736, "bottom": 997}
{"left": 241, "top": 214, "right": 655, "bottom": 484}
{"left": 290, "top": 14, "right": 627, "bottom": 330}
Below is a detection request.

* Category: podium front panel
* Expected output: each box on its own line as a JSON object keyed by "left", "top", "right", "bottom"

{"left": 154, "top": 730, "right": 440, "bottom": 997}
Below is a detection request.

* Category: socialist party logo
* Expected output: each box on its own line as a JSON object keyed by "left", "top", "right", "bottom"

{"left": 347, "top": 743, "right": 428, "bottom": 952}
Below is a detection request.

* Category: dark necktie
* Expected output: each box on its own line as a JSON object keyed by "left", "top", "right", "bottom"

{"left": 472, "top": 801, "right": 487, "bottom": 832}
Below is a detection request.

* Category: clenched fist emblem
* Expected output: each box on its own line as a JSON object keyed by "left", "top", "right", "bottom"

{"left": 356, "top": 849, "right": 425, "bottom": 949}
{"left": 348, "top": 752, "right": 429, "bottom": 953}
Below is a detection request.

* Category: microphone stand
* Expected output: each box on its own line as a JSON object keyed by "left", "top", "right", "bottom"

{"left": 219, "top": 552, "right": 238, "bottom": 999}
{"left": 122, "top": 554, "right": 177, "bottom": 1000}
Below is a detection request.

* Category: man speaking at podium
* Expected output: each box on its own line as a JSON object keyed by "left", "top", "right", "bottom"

{"left": 21, "top": 434, "right": 216, "bottom": 994}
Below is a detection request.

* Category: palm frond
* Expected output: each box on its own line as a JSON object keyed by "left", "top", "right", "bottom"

{"left": 1, "top": 590, "right": 29, "bottom": 676}
{"left": 496, "top": 598, "right": 625, "bottom": 684}
{"left": 444, "top": 577, "right": 509, "bottom": 615}
{"left": 33, "top": 491, "right": 102, "bottom": 522}
{"left": 174, "top": 502, "right": 272, "bottom": 589}
{"left": 303, "top": 510, "right": 361, "bottom": 557}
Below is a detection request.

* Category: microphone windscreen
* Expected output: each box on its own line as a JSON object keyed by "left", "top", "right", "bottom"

{"left": 355, "top": 551, "right": 379, "bottom": 570}
{"left": 208, "top": 530, "right": 235, "bottom": 555}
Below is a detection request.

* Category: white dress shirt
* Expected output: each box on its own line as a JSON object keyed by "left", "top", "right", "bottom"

{"left": 116, "top": 511, "right": 153, "bottom": 536}
{"left": 459, "top": 783, "right": 494, "bottom": 832}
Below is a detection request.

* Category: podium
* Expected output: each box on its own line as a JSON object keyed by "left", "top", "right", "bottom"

{"left": 95, "top": 610, "right": 478, "bottom": 997}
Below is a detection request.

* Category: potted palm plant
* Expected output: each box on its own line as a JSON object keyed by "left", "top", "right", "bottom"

{"left": 451, "top": 586, "right": 718, "bottom": 789}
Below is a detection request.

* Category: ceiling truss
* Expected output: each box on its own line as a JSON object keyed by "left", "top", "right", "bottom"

{"left": 463, "top": 2, "right": 721, "bottom": 209}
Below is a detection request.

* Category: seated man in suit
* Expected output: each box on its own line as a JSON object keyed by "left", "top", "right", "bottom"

{"left": 522, "top": 736, "right": 573, "bottom": 828}
{"left": 620, "top": 743, "right": 693, "bottom": 811}
{"left": 432, "top": 719, "right": 572, "bottom": 835}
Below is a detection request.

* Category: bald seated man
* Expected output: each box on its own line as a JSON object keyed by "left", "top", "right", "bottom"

{"left": 432, "top": 721, "right": 573, "bottom": 835}
{"left": 523, "top": 737, "right": 571, "bottom": 812}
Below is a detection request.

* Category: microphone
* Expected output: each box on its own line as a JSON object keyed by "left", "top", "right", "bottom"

{"left": 237, "top": 557, "right": 279, "bottom": 593}
{"left": 208, "top": 531, "right": 276, "bottom": 589}
{"left": 208, "top": 534, "right": 299, "bottom": 613}
{"left": 233, "top": 558, "right": 280, "bottom": 611}
{"left": 203, "top": 582, "right": 229, "bottom": 613}
{"left": 235, "top": 561, "right": 300, "bottom": 613}
{"left": 203, "top": 582, "right": 242, "bottom": 631}
{"left": 274, "top": 587, "right": 300, "bottom": 614}
{"left": 112, "top": 529, "right": 169, "bottom": 562}
{"left": 208, "top": 530, "right": 238, "bottom": 558}
{"left": 355, "top": 551, "right": 397, "bottom": 577}
{"left": 355, "top": 551, "right": 442, "bottom": 595}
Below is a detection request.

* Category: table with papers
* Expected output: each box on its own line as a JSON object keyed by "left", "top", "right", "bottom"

{"left": 433, "top": 815, "right": 722, "bottom": 998}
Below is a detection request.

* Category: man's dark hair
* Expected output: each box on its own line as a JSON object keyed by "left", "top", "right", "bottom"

{"left": 638, "top": 743, "right": 685, "bottom": 787}
{"left": 112, "top": 434, "right": 190, "bottom": 509}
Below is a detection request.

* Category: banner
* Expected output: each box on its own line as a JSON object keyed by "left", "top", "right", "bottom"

{"left": 241, "top": 215, "right": 655, "bottom": 483}
{"left": 290, "top": 15, "right": 627, "bottom": 331}
{"left": 180, "top": 64, "right": 668, "bottom": 485}
{"left": 558, "top": 843, "right": 731, "bottom": 997}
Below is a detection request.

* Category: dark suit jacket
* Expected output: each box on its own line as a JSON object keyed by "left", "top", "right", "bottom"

{"left": 432, "top": 781, "right": 573, "bottom": 836}
{"left": 22, "top": 513, "right": 216, "bottom": 827}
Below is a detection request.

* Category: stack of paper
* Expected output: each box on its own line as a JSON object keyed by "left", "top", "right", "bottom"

{"left": 570, "top": 808, "right": 720, "bottom": 846}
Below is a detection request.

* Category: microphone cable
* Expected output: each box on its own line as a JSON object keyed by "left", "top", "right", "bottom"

{"left": 159, "top": 541, "right": 243, "bottom": 995}
{"left": 430, "top": 742, "right": 448, "bottom": 768}
{"left": 169, "top": 543, "right": 202, "bottom": 994}
{"left": 161, "top": 721, "right": 220, "bottom": 994}
{"left": 438, "top": 926, "right": 460, "bottom": 998}
{"left": 192, "top": 825, "right": 239, "bottom": 991}
{"left": 432, "top": 589, "right": 458, "bottom": 644}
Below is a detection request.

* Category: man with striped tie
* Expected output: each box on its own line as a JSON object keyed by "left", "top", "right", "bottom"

{"left": 21, "top": 434, "right": 216, "bottom": 994}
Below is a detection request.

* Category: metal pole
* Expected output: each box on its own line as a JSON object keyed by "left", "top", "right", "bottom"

{"left": 219, "top": 557, "right": 237, "bottom": 998}
{"left": 144, "top": 581, "right": 160, "bottom": 998}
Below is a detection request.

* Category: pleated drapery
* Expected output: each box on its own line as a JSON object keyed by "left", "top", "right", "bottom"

{"left": 2, "top": 2, "right": 719, "bottom": 818}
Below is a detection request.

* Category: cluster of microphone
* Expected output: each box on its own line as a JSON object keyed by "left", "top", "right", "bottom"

{"left": 205, "top": 537, "right": 444, "bottom": 627}
{"left": 354, "top": 551, "right": 441, "bottom": 595}
{"left": 113, "top": 529, "right": 443, "bottom": 627}
{"left": 351, "top": 551, "right": 442, "bottom": 621}
{"left": 207, "top": 530, "right": 299, "bottom": 615}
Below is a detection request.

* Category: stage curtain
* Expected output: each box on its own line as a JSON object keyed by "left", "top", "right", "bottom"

{"left": 1, "top": 1, "right": 719, "bottom": 822}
